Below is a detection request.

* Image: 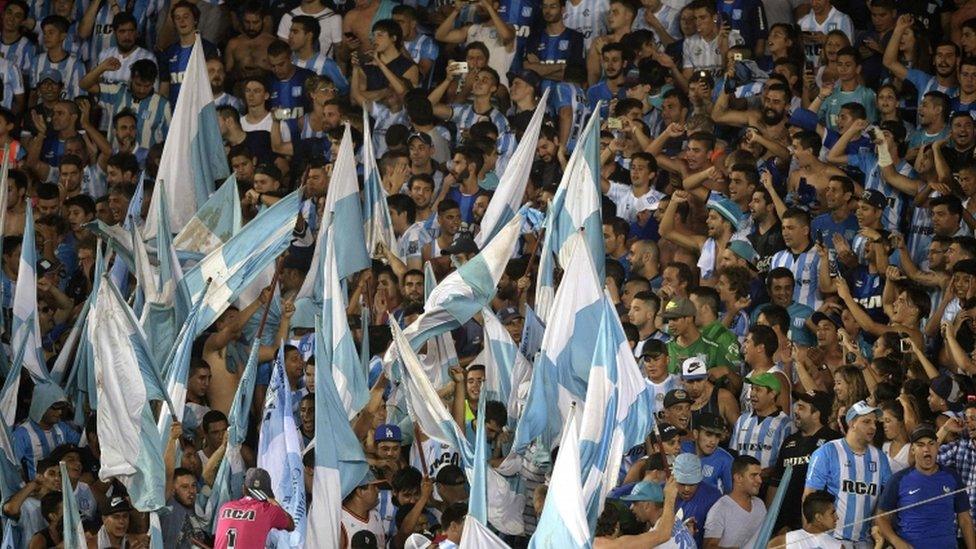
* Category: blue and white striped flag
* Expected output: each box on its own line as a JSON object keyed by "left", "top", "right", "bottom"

{"left": 541, "top": 107, "right": 605, "bottom": 284}
{"left": 144, "top": 34, "right": 229, "bottom": 236}
{"left": 89, "top": 277, "right": 171, "bottom": 511}
{"left": 298, "top": 124, "right": 369, "bottom": 302}
{"left": 306, "top": 312, "right": 370, "bottom": 547}
{"left": 420, "top": 261, "right": 458, "bottom": 387}
{"left": 528, "top": 409, "right": 590, "bottom": 548}
{"left": 157, "top": 280, "right": 210, "bottom": 444}
{"left": 399, "top": 214, "right": 523, "bottom": 351}
{"left": 12, "top": 203, "right": 49, "bottom": 382}
{"left": 61, "top": 244, "right": 107, "bottom": 423}
{"left": 476, "top": 88, "right": 549, "bottom": 248}
{"left": 362, "top": 111, "right": 399, "bottom": 260}
{"left": 469, "top": 395, "right": 488, "bottom": 525}
{"left": 206, "top": 340, "right": 260, "bottom": 531}
{"left": 514, "top": 234, "right": 604, "bottom": 453}
{"left": 61, "top": 462, "right": 87, "bottom": 547}
{"left": 257, "top": 346, "right": 307, "bottom": 549}
{"left": 173, "top": 174, "right": 242, "bottom": 257}
{"left": 578, "top": 300, "right": 655, "bottom": 526}
{"left": 459, "top": 515, "right": 510, "bottom": 549}
{"left": 478, "top": 307, "right": 531, "bottom": 425}
{"left": 320, "top": 223, "right": 368, "bottom": 419}
{"left": 178, "top": 188, "right": 302, "bottom": 338}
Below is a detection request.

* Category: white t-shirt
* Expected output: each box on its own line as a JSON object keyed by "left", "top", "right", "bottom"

{"left": 797, "top": 8, "right": 854, "bottom": 38}
{"left": 682, "top": 34, "right": 723, "bottom": 71}
{"left": 785, "top": 529, "right": 845, "bottom": 548}
{"left": 466, "top": 24, "right": 516, "bottom": 87}
{"left": 242, "top": 112, "right": 273, "bottom": 133}
{"left": 704, "top": 494, "right": 767, "bottom": 547}
{"left": 96, "top": 46, "right": 156, "bottom": 84}
{"left": 341, "top": 507, "right": 386, "bottom": 549}
{"left": 277, "top": 6, "right": 343, "bottom": 58}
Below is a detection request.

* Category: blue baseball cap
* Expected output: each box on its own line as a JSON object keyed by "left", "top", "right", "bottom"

{"left": 845, "top": 400, "right": 882, "bottom": 425}
{"left": 706, "top": 195, "right": 743, "bottom": 230}
{"left": 673, "top": 453, "right": 703, "bottom": 484}
{"left": 374, "top": 424, "right": 402, "bottom": 443}
{"left": 619, "top": 481, "right": 665, "bottom": 503}
{"left": 38, "top": 70, "right": 63, "bottom": 85}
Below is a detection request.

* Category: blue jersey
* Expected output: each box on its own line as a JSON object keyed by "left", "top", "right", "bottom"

{"left": 29, "top": 52, "right": 83, "bottom": 97}
{"left": 586, "top": 80, "right": 616, "bottom": 118}
{"left": 550, "top": 82, "right": 588, "bottom": 150}
{"left": 497, "top": 0, "right": 538, "bottom": 73}
{"left": 810, "top": 212, "right": 859, "bottom": 250}
{"left": 270, "top": 67, "right": 315, "bottom": 139}
{"left": 700, "top": 447, "right": 734, "bottom": 493}
{"left": 675, "top": 480, "right": 722, "bottom": 548}
{"left": 450, "top": 104, "right": 511, "bottom": 143}
{"left": 769, "top": 246, "right": 822, "bottom": 310}
{"left": 879, "top": 466, "right": 970, "bottom": 548}
{"left": 906, "top": 68, "right": 958, "bottom": 110}
{"left": 717, "top": 0, "right": 768, "bottom": 48}
{"left": 40, "top": 136, "right": 66, "bottom": 168}
{"left": 732, "top": 410, "right": 794, "bottom": 468}
{"left": 848, "top": 152, "right": 911, "bottom": 232}
{"left": 158, "top": 39, "right": 220, "bottom": 105}
{"left": 846, "top": 266, "right": 886, "bottom": 325}
{"left": 526, "top": 27, "right": 585, "bottom": 87}
{"left": 806, "top": 439, "right": 892, "bottom": 542}
{"left": 12, "top": 420, "right": 81, "bottom": 479}
{"left": 98, "top": 83, "right": 172, "bottom": 149}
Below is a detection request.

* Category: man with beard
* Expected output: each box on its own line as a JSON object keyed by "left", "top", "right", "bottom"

{"left": 586, "top": 42, "right": 628, "bottom": 117}
{"left": 810, "top": 175, "right": 858, "bottom": 251}
{"left": 523, "top": 0, "right": 585, "bottom": 87}
{"left": 444, "top": 147, "right": 488, "bottom": 225}
{"left": 711, "top": 82, "right": 792, "bottom": 144}
{"left": 408, "top": 174, "right": 437, "bottom": 232}
{"left": 768, "top": 390, "right": 840, "bottom": 531}
{"left": 208, "top": 57, "right": 244, "bottom": 113}
{"left": 82, "top": 59, "right": 171, "bottom": 151}
{"left": 884, "top": 14, "right": 959, "bottom": 112}
{"left": 748, "top": 185, "right": 786, "bottom": 271}
{"left": 87, "top": 13, "right": 154, "bottom": 85}
{"left": 659, "top": 190, "right": 742, "bottom": 283}
{"left": 225, "top": 2, "right": 275, "bottom": 79}
{"left": 878, "top": 425, "right": 975, "bottom": 548}
{"left": 940, "top": 112, "right": 976, "bottom": 171}
{"left": 907, "top": 91, "right": 951, "bottom": 156}
{"left": 400, "top": 270, "right": 425, "bottom": 308}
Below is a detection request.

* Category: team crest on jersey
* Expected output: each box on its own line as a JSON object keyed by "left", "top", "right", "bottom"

{"left": 559, "top": 40, "right": 569, "bottom": 50}
{"left": 408, "top": 241, "right": 419, "bottom": 254}
{"left": 521, "top": 6, "right": 532, "bottom": 16}
{"left": 583, "top": 9, "right": 590, "bottom": 16}
{"left": 868, "top": 461, "right": 877, "bottom": 472}
{"left": 732, "top": 9, "right": 742, "bottom": 19}
{"left": 827, "top": 23, "right": 838, "bottom": 31}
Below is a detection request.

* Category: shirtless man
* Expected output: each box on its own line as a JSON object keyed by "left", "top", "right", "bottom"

{"left": 224, "top": 3, "right": 274, "bottom": 79}
{"left": 711, "top": 80, "right": 792, "bottom": 146}
{"left": 340, "top": 0, "right": 385, "bottom": 63}
{"left": 203, "top": 288, "right": 294, "bottom": 415}
{"left": 3, "top": 169, "right": 27, "bottom": 236}
{"left": 785, "top": 130, "right": 845, "bottom": 213}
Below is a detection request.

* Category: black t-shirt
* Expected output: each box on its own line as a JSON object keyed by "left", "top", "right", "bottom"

{"left": 749, "top": 221, "right": 786, "bottom": 273}
{"left": 770, "top": 426, "right": 842, "bottom": 531}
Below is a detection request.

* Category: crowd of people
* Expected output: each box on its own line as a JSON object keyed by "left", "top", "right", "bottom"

{"left": 4, "top": 0, "right": 976, "bottom": 546}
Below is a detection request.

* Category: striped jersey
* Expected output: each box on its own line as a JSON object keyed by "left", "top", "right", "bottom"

{"left": 0, "top": 56, "right": 24, "bottom": 109}
{"left": 95, "top": 47, "right": 156, "bottom": 84}
{"left": 29, "top": 52, "right": 84, "bottom": 97}
{"left": 797, "top": 8, "right": 854, "bottom": 65}
{"left": 84, "top": 3, "right": 119, "bottom": 69}
{"left": 98, "top": 83, "right": 171, "bottom": 149}
{"left": 805, "top": 439, "right": 892, "bottom": 542}
{"left": 213, "top": 91, "right": 244, "bottom": 113}
{"left": 404, "top": 33, "right": 439, "bottom": 65}
{"left": 770, "top": 246, "right": 822, "bottom": 310}
{"left": 277, "top": 6, "right": 343, "bottom": 58}
{"left": 12, "top": 420, "right": 82, "bottom": 479}
{"left": 292, "top": 52, "right": 349, "bottom": 95}
{"left": 848, "top": 153, "right": 912, "bottom": 232}
{"left": 732, "top": 409, "right": 793, "bottom": 468}
{"left": 450, "top": 103, "right": 511, "bottom": 142}
{"left": 633, "top": 5, "right": 681, "bottom": 44}
{"left": 646, "top": 375, "right": 679, "bottom": 419}
{"left": 0, "top": 35, "right": 36, "bottom": 73}
{"left": 562, "top": 0, "right": 609, "bottom": 49}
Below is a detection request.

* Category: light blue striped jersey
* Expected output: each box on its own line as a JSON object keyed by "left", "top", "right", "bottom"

{"left": 848, "top": 153, "right": 912, "bottom": 232}
{"left": 292, "top": 52, "right": 349, "bottom": 95}
{"left": 770, "top": 246, "right": 822, "bottom": 310}
{"left": 0, "top": 56, "right": 24, "bottom": 109}
{"left": 29, "top": 52, "right": 84, "bottom": 97}
{"left": 805, "top": 438, "right": 891, "bottom": 542}
{"left": 213, "top": 91, "right": 244, "bottom": 113}
{"left": 450, "top": 103, "right": 511, "bottom": 141}
{"left": 562, "top": 0, "right": 609, "bottom": 49}
{"left": 369, "top": 102, "right": 409, "bottom": 158}
{"left": 732, "top": 409, "right": 793, "bottom": 468}
{"left": 98, "top": 83, "right": 172, "bottom": 149}
{"left": 0, "top": 35, "right": 36, "bottom": 73}
{"left": 12, "top": 420, "right": 82, "bottom": 479}
{"left": 404, "top": 33, "right": 439, "bottom": 64}
{"left": 84, "top": 2, "right": 118, "bottom": 69}
{"left": 646, "top": 375, "right": 679, "bottom": 419}
{"left": 550, "top": 82, "right": 588, "bottom": 150}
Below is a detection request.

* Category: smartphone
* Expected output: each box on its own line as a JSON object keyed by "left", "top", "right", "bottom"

{"left": 733, "top": 53, "right": 743, "bottom": 62}
{"left": 452, "top": 61, "right": 469, "bottom": 74}
{"left": 899, "top": 338, "right": 911, "bottom": 353}
{"left": 607, "top": 117, "right": 623, "bottom": 130}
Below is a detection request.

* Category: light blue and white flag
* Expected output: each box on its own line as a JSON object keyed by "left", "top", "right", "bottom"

{"left": 390, "top": 320, "right": 525, "bottom": 535}
{"left": 320, "top": 224, "right": 368, "bottom": 419}
{"left": 469, "top": 395, "right": 488, "bottom": 525}
{"left": 61, "top": 243, "right": 107, "bottom": 423}
{"left": 476, "top": 88, "right": 549, "bottom": 248}
{"left": 298, "top": 124, "right": 369, "bottom": 302}
{"left": 61, "top": 462, "right": 87, "bottom": 547}
{"left": 12, "top": 203, "right": 49, "bottom": 383}
{"left": 459, "top": 515, "right": 510, "bottom": 549}
{"left": 477, "top": 307, "right": 531, "bottom": 425}
{"left": 178, "top": 188, "right": 302, "bottom": 338}
{"left": 144, "top": 34, "right": 229, "bottom": 236}
{"left": 362, "top": 111, "right": 399, "bottom": 260}
{"left": 89, "top": 277, "right": 171, "bottom": 511}
{"left": 157, "top": 280, "right": 210, "bottom": 444}
{"left": 398, "top": 214, "right": 523, "bottom": 352}
{"left": 514, "top": 234, "right": 604, "bottom": 454}
{"left": 519, "top": 305, "right": 545, "bottom": 362}
{"left": 206, "top": 340, "right": 260, "bottom": 531}
{"left": 528, "top": 409, "right": 590, "bottom": 549}
{"left": 109, "top": 174, "right": 145, "bottom": 292}
{"left": 578, "top": 301, "right": 655, "bottom": 526}
{"left": 257, "top": 346, "right": 307, "bottom": 549}
{"left": 173, "top": 174, "right": 242, "bottom": 257}
{"left": 534, "top": 203, "right": 556, "bottom": 323}
{"left": 0, "top": 420, "right": 22, "bottom": 504}
{"left": 541, "top": 107, "right": 605, "bottom": 284}
{"left": 85, "top": 220, "right": 134, "bottom": 270}
{"left": 419, "top": 262, "right": 458, "bottom": 387}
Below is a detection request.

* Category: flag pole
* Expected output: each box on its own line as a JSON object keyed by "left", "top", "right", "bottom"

{"left": 256, "top": 262, "right": 283, "bottom": 340}
{"left": 414, "top": 424, "right": 429, "bottom": 478}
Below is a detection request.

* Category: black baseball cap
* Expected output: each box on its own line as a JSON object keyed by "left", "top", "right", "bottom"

{"left": 441, "top": 232, "right": 479, "bottom": 256}
{"left": 695, "top": 412, "right": 727, "bottom": 434}
{"left": 795, "top": 390, "right": 833, "bottom": 421}
{"left": 649, "top": 422, "right": 686, "bottom": 443}
{"left": 640, "top": 339, "right": 668, "bottom": 359}
{"left": 909, "top": 424, "right": 938, "bottom": 443}
{"left": 663, "top": 389, "right": 693, "bottom": 408}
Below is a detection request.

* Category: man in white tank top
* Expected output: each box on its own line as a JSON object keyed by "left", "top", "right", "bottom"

{"left": 769, "top": 489, "right": 843, "bottom": 548}
{"left": 340, "top": 472, "right": 388, "bottom": 548}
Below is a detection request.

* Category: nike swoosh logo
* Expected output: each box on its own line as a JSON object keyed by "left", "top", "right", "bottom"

{"left": 909, "top": 488, "right": 920, "bottom": 495}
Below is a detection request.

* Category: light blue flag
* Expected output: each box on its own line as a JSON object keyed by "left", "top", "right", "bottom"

{"left": 754, "top": 466, "right": 793, "bottom": 548}
{"left": 1, "top": 520, "right": 15, "bottom": 549}
{"left": 88, "top": 277, "right": 172, "bottom": 511}
{"left": 577, "top": 300, "right": 655, "bottom": 527}
{"left": 0, "top": 325, "right": 29, "bottom": 426}
{"left": 61, "top": 462, "right": 87, "bottom": 547}
{"left": 178, "top": 188, "right": 302, "bottom": 338}
{"left": 173, "top": 174, "right": 242, "bottom": 256}
{"left": 62, "top": 243, "right": 107, "bottom": 423}
{"left": 476, "top": 88, "right": 549, "bottom": 248}
{"left": 534, "top": 205, "right": 557, "bottom": 323}
{"left": 469, "top": 394, "right": 488, "bottom": 525}
{"left": 479, "top": 307, "right": 531, "bottom": 426}
{"left": 528, "top": 409, "right": 590, "bottom": 549}
{"left": 420, "top": 262, "right": 458, "bottom": 387}
{"left": 144, "top": 34, "right": 229, "bottom": 236}
{"left": 206, "top": 340, "right": 260, "bottom": 532}
{"left": 541, "top": 107, "right": 605, "bottom": 285}
{"left": 514, "top": 234, "right": 605, "bottom": 454}
{"left": 0, "top": 419, "right": 23, "bottom": 504}
{"left": 519, "top": 305, "right": 545, "bottom": 362}
{"left": 11, "top": 203, "right": 49, "bottom": 383}
{"left": 362, "top": 111, "right": 399, "bottom": 260}
{"left": 109, "top": 174, "right": 145, "bottom": 292}
{"left": 298, "top": 124, "right": 369, "bottom": 303}
{"left": 257, "top": 346, "right": 307, "bottom": 549}
{"left": 85, "top": 220, "right": 134, "bottom": 270}
{"left": 306, "top": 312, "right": 370, "bottom": 547}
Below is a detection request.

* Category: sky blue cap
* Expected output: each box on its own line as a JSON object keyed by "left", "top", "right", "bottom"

{"left": 620, "top": 481, "right": 664, "bottom": 502}
{"left": 707, "top": 195, "right": 743, "bottom": 230}
{"left": 845, "top": 400, "right": 882, "bottom": 425}
{"left": 673, "top": 453, "right": 703, "bottom": 484}
{"left": 727, "top": 239, "right": 757, "bottom": 266}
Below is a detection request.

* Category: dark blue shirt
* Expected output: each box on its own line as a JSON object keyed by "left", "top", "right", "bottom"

{"left": 810, "top": 212, "right": 859, "bottom": 250}
{"left": 717, "top": 0, "right": 768, "bottom": 47}
{"left": 497, "top": 0, "right": 539, "bottom": 73}
{"left": 270, "top": 66, "right": 315, "bottom": 139}
{"left": 158, "top": 39, "right": 220, "bottom": 105}
{"left": 879, "top": 466, "right": 970, "bottom": 548}
{"left": 675, "top": 481, "right": 722, "bottom": 547}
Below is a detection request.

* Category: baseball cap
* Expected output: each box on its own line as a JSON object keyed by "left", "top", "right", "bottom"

{"left": 38, "top": 70, "right": 63, "bottom": 85}
{"left": 351, "top": 530, "right": 379, "bottom": 549}
{"left": 435, "top": 465, "right": 467, "bottom": 486}
{"left": 441, "top": 232, "right": 479, "bottom": 256}
{"left": 745, "top": 372, "right": 782, "bottom": 394}
{"left": 650, "top": 422, "right": 686, "bottom": 443}
{"left": 909, "top": 424, "right": 938, "bottom": 443}
{"left": 810, "top": 311, "right": 842, "bottom": 329}
{"left": 661, "top": 298, "right": 696, "bottom": 320}
{"left": 101, "top": 496, "right": 133, "bottom": 516}
{"left": 860, "top": 189, "right": 888, "bottom": 210}
{"left": 357, "top": 470, "right": 392, "bottom": 489}
{"left": 497, "top": 306, "right": 523, "bottom": 324}
{"left": 727, "top": 239, "right": 757, "bottom": 267}
{"left": 640, "top": 339, "right": 668, "bottom": 359}
{"left": 664, "top": 389, "right": 694, "bottom": 408}
{"left": 795, "top": 390, "right": 833, "bottom": 421}
{"left": 672, "top": 453, "right": 703, "bottom": 485}
{"left": 509, "top": 69, "right": 542, "bottom": 93}
{"left": 404, "top": 533, "right": 433, "bottom": 549}
{"left": 845, "top": 400, "right": 882, "bottom": 425}
{"left": 407, "top": 132, "right": 433, "bottom": 146}
{"left": 374, "top": 424, "right": 402, "bottom": 444}
{"left": 932, "top": 374, "right": 963, "bottom": 405}
{"left": 245, "top": 467, "right": 276, "bottom": 500}
{"left": 680, "top": 357, "right": 707, "bottom": 381}
{"left": 706, "top": 195, "right": 744, "bottom": 230}
{"left": 619, "top": 481, "right": 665, "bottom": 502}
{"left": 695, "top": 412, "right": 727, "bottom": 434}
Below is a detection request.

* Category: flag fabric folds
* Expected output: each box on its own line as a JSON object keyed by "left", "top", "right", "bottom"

{"left": 173, "top": 174, "right": 243, "bottom": 256}
{"left": 12, "top": 203, "right": 49, "bottom": 382}
{"left": 459, "top": 515, "right": 510, "bottom": 549}
{"left": 469, "top": 395, "right": 488, "bottom": 526}
{"left": 477, "top": 307, "right": 531, "bottom": 425}
{"left": 528, "top": 410, "right": 590, "bottom": 549}
{"left": 419, "top": 261, "right": 458, "bottom": 388}
{"left": 362, "top": 111, "right": 399, "bottom": 260}
{"left": 61, "top": 462, "right": 87, "bottom": 548}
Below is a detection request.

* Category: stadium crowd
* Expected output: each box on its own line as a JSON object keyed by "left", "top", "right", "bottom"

{"left": 4, "top": 0, "right": 976, "bottom": 546}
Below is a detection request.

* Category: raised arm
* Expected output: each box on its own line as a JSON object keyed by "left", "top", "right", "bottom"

{"left": 882, "top": 15, "right": 913, "bottom": 80}
{"left": 658, "top": 190, "right": 704, "bottom": 252}
{"left": 434, "top": 4, "right": 470, "bottom": 44}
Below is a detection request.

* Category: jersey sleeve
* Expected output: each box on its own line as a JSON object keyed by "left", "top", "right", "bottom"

{"left": 877, "top": 470, "right": 902, "bottom": 511}
{"left": 268, "top": 502, "right": 293, "bottom": 530}
{"left": 905, "top": 69, "right": 933, "bottom": 95}
{"left": 804, "top": 444, "right": 833, "bottom": 491}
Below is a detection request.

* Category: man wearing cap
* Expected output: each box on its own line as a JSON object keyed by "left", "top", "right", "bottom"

{"left": 639, "top": 340, "right": 680, "bottom": 418}
{"left": 98, "top": 495, "right": 136, "bottom": 548}
{"left": 604, "top": 478, "right": 693, "bottom": 548}
{"left": 433, "top": 465, "right": 469, "bottom": 513}
{"left": 768, "top": 390, "right": 840, "bottom": 531}
{"left": 672, "top": 453, "right": 722, "bottom": 548}
{"left": 662, "top": 389, "right": 694, "bottom": 439}
{"left": 876, "top": 425, "right": 975, "bottom": 548}
{"left": 732, "top": 373, "right": 793, "bottom": 480}
{"left": 624, "top": 424, "right": 686, "bottom": 483}
{"left": 371, "top": 424, "right": 404, "bottom": 479}
{"left": 214, "top": 467, "right": 295, "bottom": 549}
{"left": 805, "top": 400, "right": 892, "bottom": 545}
{"left": 659, "top": 189, "right": 742, "bottom": 283}
{"left": 686, "top": 413, "right": 734, "bottom": 494}
{"left": 663, "top": 297, "right": 728, "bottom": 380}
{"left": 342, "top": 471, "right": 388, "bottom": 548}
{"left": 12, "top": 382, "right": 81, "bottom": 480}
{"left": 682, "top": 356, "right": 739, "bottom": 433}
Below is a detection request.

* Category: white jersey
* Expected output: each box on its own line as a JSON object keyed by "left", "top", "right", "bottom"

{"left": 241, "top": 112, "right": 273, "bottom": 133}
{"left": 646, "top": 375, "right": 680, "bottom": 419}
{"left": 784, "top": 529, "right": 844, "bottom": 548}
{"left": 562, "top": 0, "right": 609, "bottom": 49}
{"left": 277, "top": 6, "right": 343, "bottom": 58}
{"left": 97, "top": 46, "right": 156, "bottom": 84}
{"left": 409, "top": 437, "right": 460, "bottom": 478}
{"left": 682, "top": 34, "right": 723, "bottom": 72}
{"left": 798, "top": 8, "right": 854, "bottom": 64}
{"left": 398, "top": 221, "right": 430, "bottom": 264}
{"left": 340, "top": 507, "right": 386, "bottom": 548}
{"left": 605, "top": 182, "right": 665, "bottom": 223}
